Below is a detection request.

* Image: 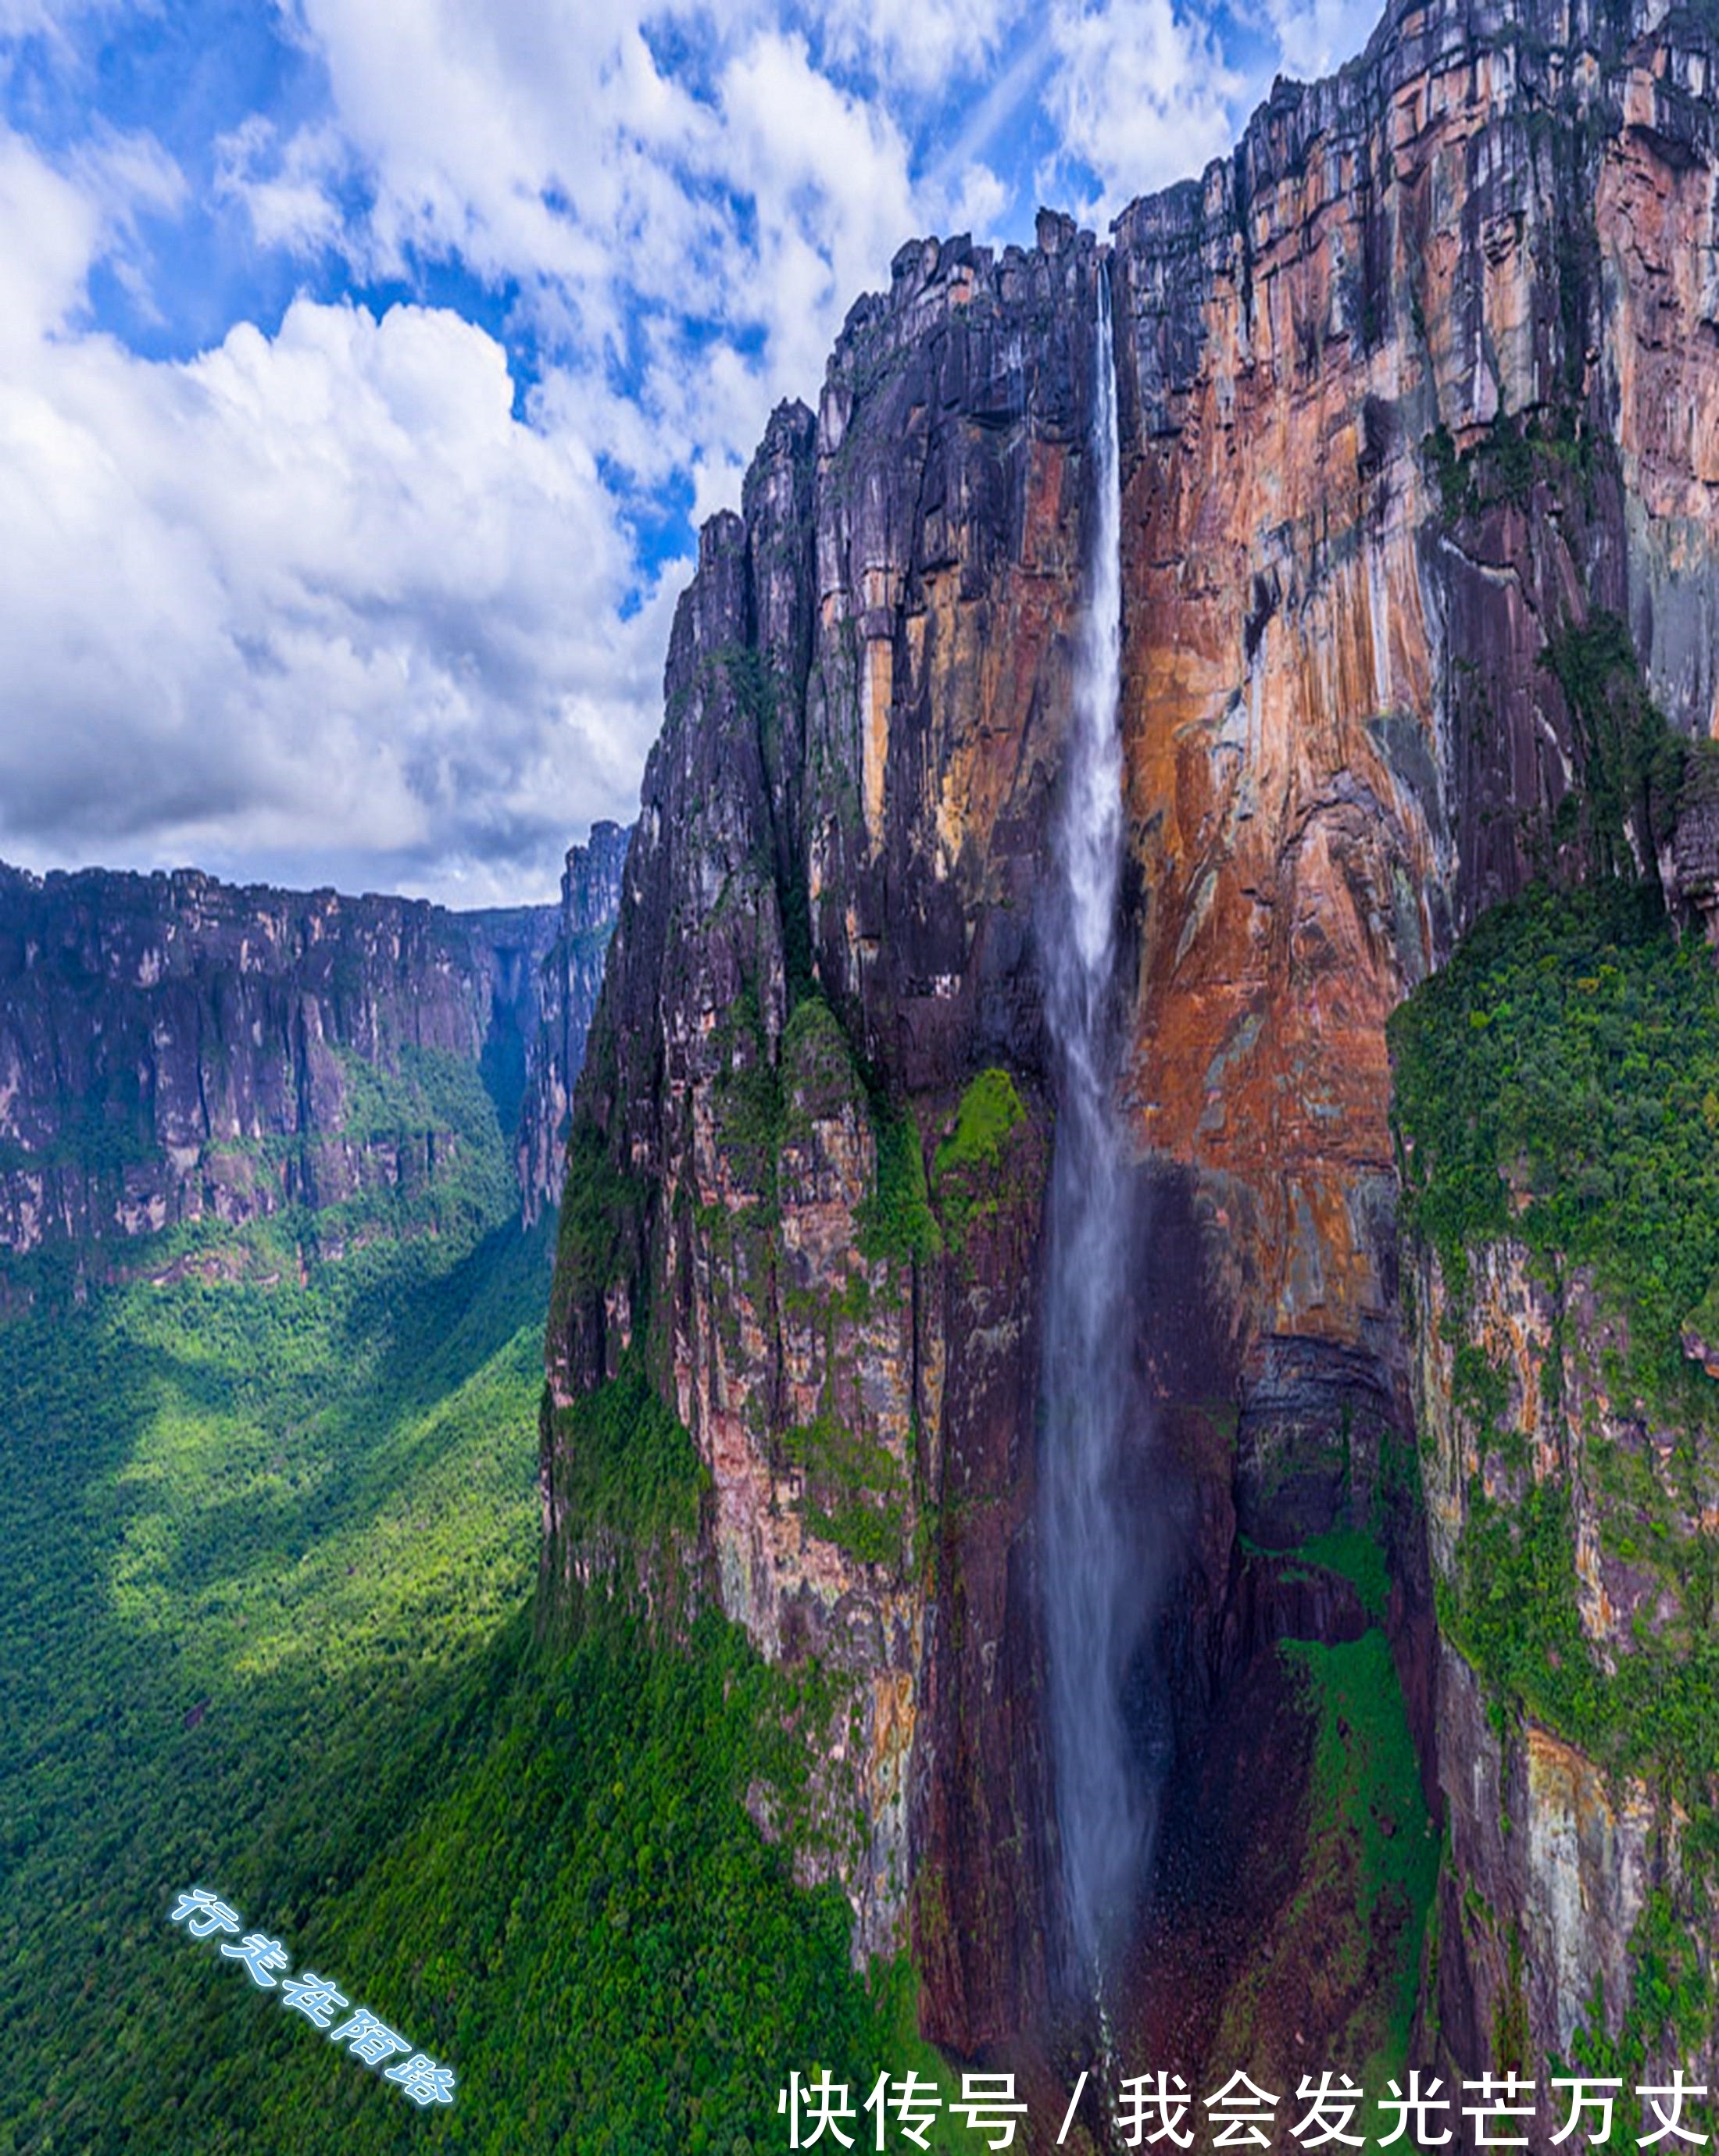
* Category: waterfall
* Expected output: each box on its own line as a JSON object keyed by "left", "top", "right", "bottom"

{"left": 1039, "top": 258, "right": 1152, "bottom": 1983}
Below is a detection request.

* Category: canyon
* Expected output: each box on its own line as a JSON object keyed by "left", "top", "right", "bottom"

{"left": 541, "top": 0, "right": 1719, "bottom": 2133}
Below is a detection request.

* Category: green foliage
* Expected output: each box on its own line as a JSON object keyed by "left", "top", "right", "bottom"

{"left": 1682, "top": 737, "right": 1719, "bottom": 812}
{"left": 1, "top": 1093, "right": 941, "bottom": 2149}
{"left": 0, "top": 1091, "right": 153, "bottom": 1176}
{"left": 1423, "top": 405, "right": 1602, "bottom": 528}
{"left": 782, "top": 1412, "right": 907, "bottom": 1571}
{"left": 931, "top": 1069, "right": 1031, "bottom": 1247}
{"left": 857, "top": 1104, "right": 941, "bottom": 1265}
{"left": 221, "top": 1604, "right": 937, "bottom": 2156}
{"left": 1493, "top": 1925, "right": 1530, "bottom": 2074}
{"left": 1424, "top": 423, "right": 1468, "bottom": 523}
{"left": 549, "top": 1358, "right": 709, "bottom": 1544}
{"left": 1452, "top": 1340, "right": 1514, "bottom": 1447}
{"left": 1538, "top": 613, "right": 1685, "bottom": 882}
{"left": 715, "top": 647, "right": 817, "bottom": 1007}
{"left": 781, "top": 994, "right": 860, "bottom": 1133}
{"left": 934, "top": 1069, "right": 1025, "bottom": 1178}
{"left": 1391, "top": 880, "right": 1719, "bottom": 1410}
{"left": 0, "top": 1042, "right": 508, "bottom": 1238}
{"left": 551, "top": 1111, "right": 646, "bottom": 1333}
{"left": 712, "top": 986, "right": 784, "bottom": 1201}
{"left": 1278, "top": 1629, "right": 1439, "bottom": 2095}
{"left": 1437, "top": 1472, "right": 1719, "bottom": 1790}
{"left": 1483, "top": 412, "right": 1539, "bottom": 506}
{"left": 1393, "top": 879, "right": 1719, "bottom": 1783}
{"left": 1294, "top": 1526, "right": 1390, "bottom": 1623}
{"left": 0, "top": 1178, "right": 551, "bottom": 2147}
{"left": 1569, "top": 1890, "right": 1713, "bottom": 2114}
{"left": 1684, "top": 1270, "right": 1719, "bottom": 1348}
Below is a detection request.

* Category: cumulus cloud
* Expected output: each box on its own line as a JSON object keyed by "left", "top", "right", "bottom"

{"left": 1039, "top": 0, "right": 1243, "bottom": 216}
{"left": 0, "top": 126, "right": 674, "bottom": 905}
{"left": 281, "top": 4, "right": 927, "bottom": 480}
{"left": 0, "top": 0, "right": 1386, "bottom": 903}
{"left": 1, "top": 0, "right": 960, "bottom": 903}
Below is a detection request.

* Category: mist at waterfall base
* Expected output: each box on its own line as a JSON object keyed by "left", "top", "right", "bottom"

{"left": 1038, "top": 265, "right": 1171, "bottom": 1994}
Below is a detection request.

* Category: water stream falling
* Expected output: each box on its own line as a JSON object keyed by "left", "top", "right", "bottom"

{"left": 1039, "top": 259, "right": 1151, "bottom": 1988}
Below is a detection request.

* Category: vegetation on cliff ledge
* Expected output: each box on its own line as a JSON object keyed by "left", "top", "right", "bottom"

{"left": 931, "top": 1067, "right": 1031, "bottom": 1248}
{"left": 1391, "top": 879, "right": 1719, "bottom": 1400}
{"left": 1390, "top": 879, "right": 1719, "bottom": 1795}
{"left": 546, "top": 1355, "right": 709, "bottom": 1544}
{"left": 1281, "top": 1629, "right": 1439, "bottom": 2094}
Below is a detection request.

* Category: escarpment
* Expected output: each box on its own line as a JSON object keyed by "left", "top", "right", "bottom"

{"left": 0, "top": 843, "right": 624, "bottom": 1260}
{"left": 518, "top": 820, "right": 631, "bottom": 1219}
{"left": 545, "top": 0, "right": 1719, "bottom": 2121}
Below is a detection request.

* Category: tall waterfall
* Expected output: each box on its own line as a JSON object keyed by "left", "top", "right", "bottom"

{"left": 1039, "top": 259, "right": 1150, "bottom": 1982}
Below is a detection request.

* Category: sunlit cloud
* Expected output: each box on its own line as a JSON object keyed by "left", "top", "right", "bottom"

{"left": 0, "top": 0, "right": 1381, "bottom": 903}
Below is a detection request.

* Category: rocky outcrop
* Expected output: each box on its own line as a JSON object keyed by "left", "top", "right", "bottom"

{"left": 543, "top": 0, "right": 1719, "bottom": 2099}
{"left": 541, "top": 309, "right": 1091, "bottom": 1981}
{"left": 1408, "top": 1233, "right": 1718, "bottom": 2126}
{"left": 0, "top": 850, "right": 621, "bottom": 1257}
{"left": 517, "top": 821, "right": 631, "bottom": 1219}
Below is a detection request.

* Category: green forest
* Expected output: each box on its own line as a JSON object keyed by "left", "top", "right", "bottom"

{"left": 0, "top": 1073, "right": 930, "bottom": 2154}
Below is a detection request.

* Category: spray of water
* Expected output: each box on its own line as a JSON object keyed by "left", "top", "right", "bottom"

{"left": 1038, "top": 257, "right": 1151, "bottom": 1986}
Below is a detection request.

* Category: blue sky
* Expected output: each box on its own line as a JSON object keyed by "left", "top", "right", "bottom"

{"left": 0, "top": 0, "right": 1381, "bottom": 906}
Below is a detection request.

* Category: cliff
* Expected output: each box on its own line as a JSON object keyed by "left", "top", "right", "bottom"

{"left": 0, "top": 841, "right": 624, "bottom": 1261}
{"left": 518, "top": 820, "right": 631, "bottom": 1219}
{"left": 544, "top": 0, "right": 1719, "bottom": 2114}
{"left": 1390, "top": 882, "right": 1719, "bottom": 2129}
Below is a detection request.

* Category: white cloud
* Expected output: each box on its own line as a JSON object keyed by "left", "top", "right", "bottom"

{"left": 213, "top": 116, "right": 352, "bottom": 258}
{"left": 1040, "top": 0, "right": 1243, "bottom": 216}
{"left": 710, "top": 30, "right": 917, "bottom": 389}
{"left": 816, "top": 0, "right": 1032, "bottom": 94}
{"left": 263, "top": 5, "right": 938, "bottom": 523}
{"left": 1259, "top": 0, "right": 1385, "bottom": 83}
{"left": 0, "top": 0, "right": 1389, "bottom": 903}
{"left": 940, "top": 159, "right": 1010, "bottom": 241}
{"left": 0, "top": 127, "right": 674, "bottom": 905}
{"left": 279, "top": 5, "right": 922, "bottom": 465}
{"left": 0, "top": 0, "right": 133, "bottom": 41}
{"left": 0, "top": 123, "right": 100, "bottom": 350}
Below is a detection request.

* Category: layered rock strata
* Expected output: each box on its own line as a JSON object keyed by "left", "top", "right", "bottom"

{"left": 545, "top": 0, "right": 1719, "bottom": 2109}
{"left": 518, "top": 821, "right": 631, "bottom": 1219}
{"left": 0, "top": 847, "right": 622, "bottom": 1255}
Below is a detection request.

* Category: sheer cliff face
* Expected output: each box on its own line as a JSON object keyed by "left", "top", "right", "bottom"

{"left": 546, "top": 0, "right": 1719, "bottom": 2076}
{"left": 518, "top": 822, "right": 631, "bottom": 1219}
{"left": 1109, "top": 0, "right": 1719, "bottom": 1407}
{"left": 545, "top": 234, "right": 1103, "bottom": 2011}
{"left": 1409, "top": 1239, "right": 1685, "bottom": 2108}
{"left": 0, "top": 851, "right": 622, "bottom": 1255}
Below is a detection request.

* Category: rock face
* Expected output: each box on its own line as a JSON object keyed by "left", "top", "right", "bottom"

{"left": 1408, "top": 1233, "right": 1716, "bottom": 2124}
{"left": 518, "top": 821, "right": 631, "bottom": 1219}
{"left": 544, "top": 0, "right": 1719, "bottom": 2101}
{"left": 0, "top": 847, "right": 624, "bottom": 1257}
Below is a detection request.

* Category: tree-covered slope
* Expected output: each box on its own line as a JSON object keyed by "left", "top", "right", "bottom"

{"left": 1, "top": 1083, "right": 928, "bottom": 2153}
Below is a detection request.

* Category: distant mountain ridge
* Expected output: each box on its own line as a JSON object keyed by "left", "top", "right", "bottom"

{"left": 0, "top": 826, "right": 628, "bottom": 1259}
